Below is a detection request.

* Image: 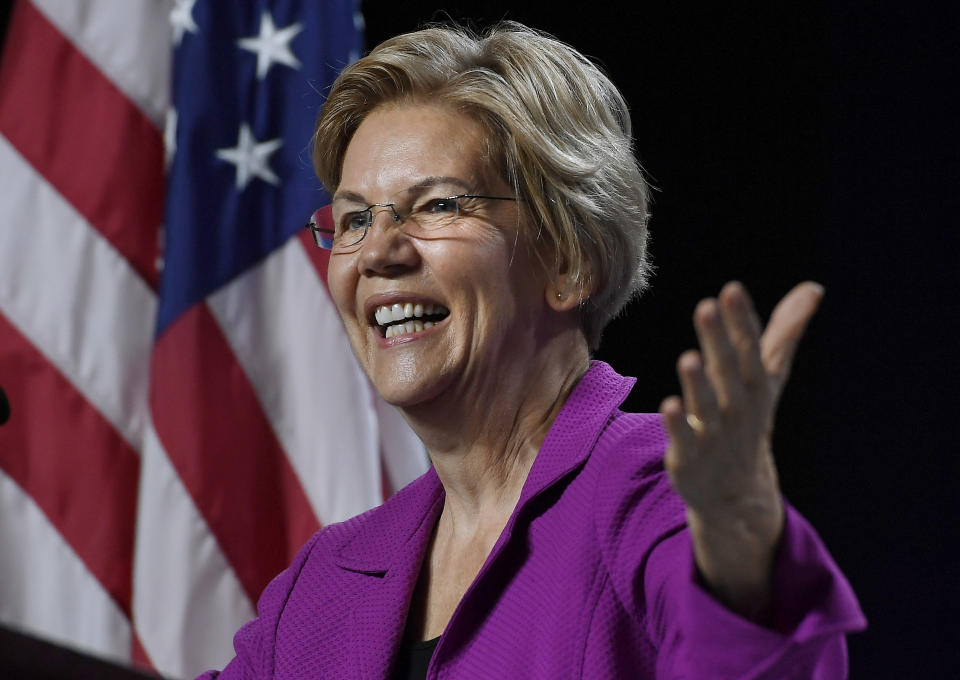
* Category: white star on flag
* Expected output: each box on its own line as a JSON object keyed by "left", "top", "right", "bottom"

{"left": 237, "top": 10, "right": 304, "bottom": 79}
{"left": 170, "top": 0, "right": 199, "bottom": 46}
{"left": 215, "top": 123, "right": 283, "bottom": 189}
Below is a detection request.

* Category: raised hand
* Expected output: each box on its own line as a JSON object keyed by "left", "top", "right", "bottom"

{"left": 659, "top": 281, "right": 825, "bottom": 621}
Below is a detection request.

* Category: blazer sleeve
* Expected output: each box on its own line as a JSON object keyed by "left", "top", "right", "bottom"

{"left": 194, "top": 531, "right": 324, "bottom": 680}
{"left": 643, "top": 502, "right": 867, "bottom": 679}
{"left": 594, "top": 423, "right": 866, "bottom": 679}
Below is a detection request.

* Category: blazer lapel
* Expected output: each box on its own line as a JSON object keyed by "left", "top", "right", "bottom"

{"left": 334, "top": 470, "right": 445, "bottom": 680}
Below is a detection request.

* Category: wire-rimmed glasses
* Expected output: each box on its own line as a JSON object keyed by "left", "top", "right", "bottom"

{"left": 306, "top": 194, "right": 518, "bottom": 250}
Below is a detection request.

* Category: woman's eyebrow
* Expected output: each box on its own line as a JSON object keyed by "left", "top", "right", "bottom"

{"left": 331, "top": 190, "right": 366, "bottom": 204}
{"left": 332, "top": 177, "right": 473, "bottom": 205}
{"left": 405, "top": 176, "right": 473, "bottom": 194}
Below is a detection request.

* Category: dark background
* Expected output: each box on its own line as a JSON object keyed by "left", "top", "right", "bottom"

{"left": 366, "top": 1, "right": 957, "bottom": 676}
{"left": 0, "top": 0, "right": 954, "bottom": 676}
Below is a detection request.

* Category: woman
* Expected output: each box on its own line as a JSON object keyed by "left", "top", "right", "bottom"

{"left": 200, "top": 22, "right": 864, "bottom": 679}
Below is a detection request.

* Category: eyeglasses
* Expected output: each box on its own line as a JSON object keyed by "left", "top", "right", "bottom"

{"left": 306, "top": 194, "right": 518, "bottom": 250}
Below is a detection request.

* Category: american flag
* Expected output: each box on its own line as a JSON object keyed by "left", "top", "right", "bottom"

{"left": 0, "top": 1, "right": 427, "bottom": 677}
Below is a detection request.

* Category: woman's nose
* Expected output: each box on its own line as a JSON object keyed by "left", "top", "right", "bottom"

{"left": 356, "top": 209, "right": 419, "bottom": 277}
{"left": 370, "top": 203, "right": 401, "bottom": 223}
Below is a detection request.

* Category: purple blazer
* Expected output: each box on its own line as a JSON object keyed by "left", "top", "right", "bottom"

{"left": 200, "top": 361, "right": 865, "bottom": 679}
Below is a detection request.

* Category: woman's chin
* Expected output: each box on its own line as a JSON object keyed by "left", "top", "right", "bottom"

{"left": 368, "top": 362, "right": 452, "bottom": 412}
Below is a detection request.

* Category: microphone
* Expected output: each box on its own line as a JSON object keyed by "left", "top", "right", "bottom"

{"left": 0, "top": 387, "right": 9, "bottom": 426}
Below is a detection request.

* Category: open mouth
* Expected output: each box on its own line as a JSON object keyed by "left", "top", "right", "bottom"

{"left": 373, "top": 302, "right": 450, "bottom": 338}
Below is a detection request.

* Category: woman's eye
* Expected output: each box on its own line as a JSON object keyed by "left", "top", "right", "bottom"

{"left": 343, "top": 212, "right": 369, "bottom": 231}
{"left": 424, "top": 198, "right": 459, "bottom": 214}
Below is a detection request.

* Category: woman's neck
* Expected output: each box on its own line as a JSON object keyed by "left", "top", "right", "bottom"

{"left": 403, "top": 328, "right": 590, "bottom": 536}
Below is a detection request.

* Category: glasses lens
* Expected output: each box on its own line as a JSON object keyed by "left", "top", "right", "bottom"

{"left": 307, "top": 209, "right": 336, "bottom": 249}
{"left": 411, "top": 196, "right": 461, "bottom": 231}
{"left": 337, "top": 209, "right": 372, "bottom": 246}
{"left": 313, "top": 227, "right": 334, "bottom": 250}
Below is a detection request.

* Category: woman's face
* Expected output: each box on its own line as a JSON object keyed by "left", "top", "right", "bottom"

{"left": 327, "top": 103, "right": 550, "bottom": 408}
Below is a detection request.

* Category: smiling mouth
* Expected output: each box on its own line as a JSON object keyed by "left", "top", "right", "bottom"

{"left": 373, "top": 302, "right": 450, "bottom": 338}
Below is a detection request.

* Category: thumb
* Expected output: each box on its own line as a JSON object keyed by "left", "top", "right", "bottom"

{"left": 760, "top": 281, "right": 825, "bottom": 399}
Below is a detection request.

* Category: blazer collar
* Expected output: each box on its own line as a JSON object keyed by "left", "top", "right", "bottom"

{"left": 515, "top": 360, "right": 635, "bottom": 510}
{"left": 332, "top": 360, "right": 635, "bottom": 575}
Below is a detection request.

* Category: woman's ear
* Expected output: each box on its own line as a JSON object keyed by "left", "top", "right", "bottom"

{"left": 546, "top": 273, "right": 589, "bottom": 312}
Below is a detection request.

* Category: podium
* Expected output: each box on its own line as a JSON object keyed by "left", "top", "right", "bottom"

{"left": 0, "top": 625, "right": 163, "bottom": 679}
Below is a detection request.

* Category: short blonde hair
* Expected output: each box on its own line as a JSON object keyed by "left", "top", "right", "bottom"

{"left": 313, "top": 22, "right": 651, "bottom": 350}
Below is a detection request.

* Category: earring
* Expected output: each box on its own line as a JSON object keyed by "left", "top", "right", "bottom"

{"left": 556, "top": 291, "right": 565, "bottom": 300}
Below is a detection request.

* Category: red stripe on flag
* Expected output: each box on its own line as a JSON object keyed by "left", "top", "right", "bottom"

{"left": 0, "top": 0, "right": 163, "bottom": 289}
{"left": 130, "top": 630, "right": 155, "bottom": 672}
{"left": 297, "top": 204, "right": 333, "bottom": 292}
{"left": 150, "top": 304, "right": 321, "bottom": 602}
{"left": 0, "top": 313, "right": 138, "bottom": 616}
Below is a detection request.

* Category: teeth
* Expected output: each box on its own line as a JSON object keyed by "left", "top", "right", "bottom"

{"left": 385, "top": 320, "right": 427, "bottom": 338}
{"left": 374, "top": 302, "right": 448, "bottom": 327}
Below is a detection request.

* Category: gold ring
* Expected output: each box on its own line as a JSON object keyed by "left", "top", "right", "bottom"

{"left": 686, "top": 414, "right": 706, "bottom": 434}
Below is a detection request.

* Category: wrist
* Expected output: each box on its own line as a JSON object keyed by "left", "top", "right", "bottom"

{"left": 686, "top": 498, "right": 784, "bottom": 623}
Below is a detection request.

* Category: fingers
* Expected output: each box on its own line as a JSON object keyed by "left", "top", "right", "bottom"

{"left": 693, "top": 293, "right": 745, "bottom": 408}
{"left": 660, "top": 395, "right": 695, "bottom": 451}
{"left": 670, "top": 282, "right": 765, "bottom": 441}
{"left": 760, "top": 281, "right": 824, "bottom": 390}
{"left": 663, "top": 350, "right": 721, "bottom": 486}
{"left": 665, "top": 279, "right": 820, "bottom": 465}
{"left": 659, "top": 394, "right": 696, "bottom": 483}
{"left": 677, "top": 350, "right": 719, "bottom": 427}
{"left": 718, "top": 282, "right": 766, "bottom": 387}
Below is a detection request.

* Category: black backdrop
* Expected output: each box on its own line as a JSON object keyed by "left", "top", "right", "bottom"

{"left": 0, "top": 1, "right": 954, "bottom": 676}
{"left": 364, "top": 1, "right": 957, "bottom": 676}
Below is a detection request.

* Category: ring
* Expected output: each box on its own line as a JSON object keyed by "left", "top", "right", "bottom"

{"left": 686, "top": 413, "right": 706, "bottom": 434}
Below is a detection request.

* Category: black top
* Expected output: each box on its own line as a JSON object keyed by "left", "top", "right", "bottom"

{"left": 390, "top": 636, "right": 440, "bottom": 680}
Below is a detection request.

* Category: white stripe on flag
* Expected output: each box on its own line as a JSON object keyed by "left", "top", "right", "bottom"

{"left": 132, "top": 420, "right": 255, "bottom": 679}
{"left": 0, "top": 133, "right": 155, "bottom": 450}
{"left": 0, "top": 470, "right": 132, "bottom": 664}
{"left": 374, "top": 392, "right": 430, "bottom": 493}
{"left": 30, "top": 0, "right": 172, "bottom": 127}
